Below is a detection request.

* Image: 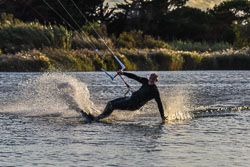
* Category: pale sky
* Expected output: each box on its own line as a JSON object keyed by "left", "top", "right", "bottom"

{"left": 187, "top": 0, "right": 229, "bottom": 10}
{"left": 105, "top": 0, "right": 229, "bottom": 10}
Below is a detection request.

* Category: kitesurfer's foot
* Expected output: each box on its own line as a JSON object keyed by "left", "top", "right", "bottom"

{"left": 80, "top": 110, "right": 93, "bottom": 123}
{"left": 86, "top": 112, "right": 95, "bottom": 121}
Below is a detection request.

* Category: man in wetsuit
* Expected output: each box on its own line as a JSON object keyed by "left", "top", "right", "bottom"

{"left": 86, "top": 71, "right": 166, "bottom": 122}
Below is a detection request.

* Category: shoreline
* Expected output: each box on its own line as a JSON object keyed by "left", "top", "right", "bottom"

{"left": 0, "top": 47, "right": 249, "bottom": 72}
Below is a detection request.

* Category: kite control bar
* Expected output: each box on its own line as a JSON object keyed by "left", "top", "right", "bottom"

{"left": 101, "top": 55, "right": 131, "bottom": 95}
{"left": 114, "top": 56, "right": 126, "bottom": 70}
{"left": 101, "top": 68, "right": 115, "bottom": 80}
{"left": 101, "top": 55, "right": 126, "bottom": 81}
{"left": 113, "top": 56, "right": 126, "bottom": 79}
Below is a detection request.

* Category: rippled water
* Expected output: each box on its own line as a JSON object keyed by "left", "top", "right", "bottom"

{"left": 0, "top": 71, "right": 250, "bottom": 167}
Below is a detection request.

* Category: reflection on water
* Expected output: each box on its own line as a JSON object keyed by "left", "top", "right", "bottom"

{"left": 0, "top": 71, "right": 250, "bottom": 167}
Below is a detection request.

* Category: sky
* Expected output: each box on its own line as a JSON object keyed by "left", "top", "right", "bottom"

{"left": 105, "top": 0, "right": 229, "bottom": 10}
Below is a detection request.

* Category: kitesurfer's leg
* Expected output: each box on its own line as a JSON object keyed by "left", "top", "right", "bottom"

{"left": 94, "top": 101, "right": 113, "bottom": 121}
{"left": 94, "top": 97, "right": 133, "bottom": 121}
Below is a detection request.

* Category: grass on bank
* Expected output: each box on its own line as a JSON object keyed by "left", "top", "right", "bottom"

{"left": 1, "top": 47, "right": 249, "bottom": 72}
{"left": 0, "top": 13, "right": 249, "bottom": 72}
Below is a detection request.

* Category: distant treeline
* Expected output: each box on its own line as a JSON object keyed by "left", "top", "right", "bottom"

{"left": 0, "top": 0, "right": 249, "bottom": 46}
{"left": 0, "top": 15, "right": 249, "bottom": 72}
{"left": 0, "top": 0, "right": 249, "bottom": 72}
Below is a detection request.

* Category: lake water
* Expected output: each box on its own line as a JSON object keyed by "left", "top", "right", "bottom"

{"left": 0, "top": 71, "right": 250, "bottom": 167}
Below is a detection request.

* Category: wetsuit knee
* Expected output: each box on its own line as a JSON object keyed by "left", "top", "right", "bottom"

{"left": 106, "top": 101, "right": 113, "bottom": 111}
{"left": 96, "top": 101, "right": 114, "bottom": 120}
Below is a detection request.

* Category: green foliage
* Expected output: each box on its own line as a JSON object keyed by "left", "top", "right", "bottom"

{"left": 209, "top": 0, "right": 250, "bottom": 44}
{"left": 82, "top": 22, "right": 108, "bottom": 38}
{"left": 49, "top": 25, "right": 72, "bottom": 50}
{"left": 200, "top": 56, "right": 217, "bottom": 70}
{"left": 0, "top": 13, "right": 21, "bottom": 25}
{"left": 0, "top": 47, "right": 249, "bottom": 72}
{"left": 1, "top": 8, "right": 249, "bottom": 72}
{"left": 0, "top": 0, "right": 106, "bottom": 27}
{"left": 0, "top": 0, "right": 248, "bottom": 45}
{"left": 0, "top": 49, "right": 51, "bottom": 72}
{"left": 149, "top": 51, "right": 184, "bottom": 70}
{"left": 118, "top": 49, "right": 148, "bottom": 70}
{"left": 0, "top": 14, "right": 72, "bottom": 53}
{"left": 116, "top": 31, "right": 137, "bottom": 48}
{"left": 101, "top": 54, "right": 117, "bottom": 71}
{"left": 143, "top": 35, "right": 169, "bottom": 49}
{"left": 181, "top": 52, "right": 202, "bottom": 70}
{"left": 43, "top": 49, "right": 79, "bottom": 71}
{"left": 43, "top": 48, "right": 102, "bottom": 71}
{"left": 233, "top": 19, "right": 250, "bottom": 48}
{"left": 169, "top": 40, "right": 232, "bottom": 52}
{"left": 71, "top": 33, "right": 114, "bottom": 50}
{"left": 114, "top": 30, "right": 169, "bottom": 49}
{"left": 111, "top": 0, "right": 249, "bottom": 44}
{"left": 162, "top": 7, "right": 211, "bottom": 41}
{"left": 211, "top": 0, "right": 249, "bottom": 24}
{"left": 214, "top": 50, "right": 250, "bottom": 70}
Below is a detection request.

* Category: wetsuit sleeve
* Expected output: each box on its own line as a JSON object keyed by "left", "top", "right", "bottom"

{"left": 123, "top": 72, "right": 148, "bottom": 84}
{"left": 154, "top": 88, "right": 165, "bottom": 119}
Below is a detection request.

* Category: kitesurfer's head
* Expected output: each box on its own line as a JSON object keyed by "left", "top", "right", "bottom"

{"left": 148, "top": 73, "right": 158, "bottom": 85}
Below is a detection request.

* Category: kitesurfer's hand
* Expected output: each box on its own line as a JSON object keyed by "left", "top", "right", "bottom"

{"left": 161, "top": 116, "right": 167, "bottom": 122}
{"left": 117, "top": 69, "right": 124, "bottom": 75}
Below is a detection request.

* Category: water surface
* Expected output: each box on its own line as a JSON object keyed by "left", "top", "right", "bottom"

{"left": 0, "top": 71, "right": 250, "bottom": 167}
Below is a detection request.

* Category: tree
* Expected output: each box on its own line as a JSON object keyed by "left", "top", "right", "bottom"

{"left": 0, "top": 0, "right": 109, "bottom": 29}
{"left": 108, "top": 0, "right": 188, "bottom": 36}
{"left": 234, "top": 18, "right": 250, "bottom": 47}
{"left": 209, "top": 0, "right": 250, "bottom": 43}
{"left": 160, "top": 7, "right": 211, "bottom": 41}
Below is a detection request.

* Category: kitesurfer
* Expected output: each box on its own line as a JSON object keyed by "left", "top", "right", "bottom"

{"left": 84, "top": 71, "right": 166, "bottom": 122}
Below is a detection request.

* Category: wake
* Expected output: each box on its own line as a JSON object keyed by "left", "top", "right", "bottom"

{"left": 192, "top": 106, "right": 250, "bottom": 119}
{"left": 162, "top": 87, "right": 250, "bottom": 121}
{"left": 0, "top": 73, "right": 98, "bottom": 117}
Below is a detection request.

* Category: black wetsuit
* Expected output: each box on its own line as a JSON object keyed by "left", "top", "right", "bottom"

{"left": 96, "top": 72, "right": 165, "bottom": 120}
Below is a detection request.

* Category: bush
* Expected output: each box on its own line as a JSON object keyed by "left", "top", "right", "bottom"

{"left": 0, "top": 13, "right": 21, "bottom": 26}
{"left": 143, "top": 35, "right": 169, "bottom": 49}
{"left": 149, "top": 51, "right": 183, "bottom": 70}
{"left": 181, "top": 52, "right": 202, "bottom": 70}
{"left": 71, "top": 33, "right": 114, "bottom": 51}
{"left": 115, "top": 31, "right": 137, "bottom": 48}
{"left": 0, "top": 47, "right": 249, "bottom": 72}
{"left": 1, "top": 13, "right": 249, "bottom": 72}
{"left": 42, "top": 48, "right": 96, "bottom": 71}
{"left": 0, "top": 50, "right": 50, "bottom": 72}
{"left": 82, "top": 22, "right": 108, "bottom": 38}
{"left": 0, "top": 13, "right": 72, "bottom": 53}
{"left": 116, "top": 50, "right": 147, "bottom": 70}
{"left": 214, "top": 53, "right": 250, "bottom": 70}
{"left": 114, "top": 30, "right": 169, "bottom": 49}
{"left": 169, "top": 40, "right": 232, "bottom": 52}
{"left": 200, "top": 56, "right": 217, "bottom": 70}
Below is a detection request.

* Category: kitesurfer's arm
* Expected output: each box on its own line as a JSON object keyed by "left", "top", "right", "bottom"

{"left": 121, "top": 72, "right": 147, "bottom": 84}
{"left": 154, "top": 88, "right": 166, "bottom": 121}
